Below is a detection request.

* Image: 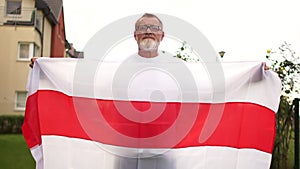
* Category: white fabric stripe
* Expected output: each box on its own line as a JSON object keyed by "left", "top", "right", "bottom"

{"left": 41, "top": 135, "right": 272, "bottom": 169}
{"left": 31, "top": 58, "right": 281, "bottom": 112}
{"left": 30, "top": 145, "right": 44, "bottom": 169}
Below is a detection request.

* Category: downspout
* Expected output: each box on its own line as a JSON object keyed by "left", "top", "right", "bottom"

{"left": 40, "top": 14, "right": 45, "bottom": 57}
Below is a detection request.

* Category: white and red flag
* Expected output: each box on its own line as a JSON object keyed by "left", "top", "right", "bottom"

{"left": 22, "top": 57, "right": 281, "bottom": 169}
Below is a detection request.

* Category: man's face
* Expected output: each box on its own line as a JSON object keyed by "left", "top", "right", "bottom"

{"left": 134, "top": 17, "right": 164, "bottom": 51}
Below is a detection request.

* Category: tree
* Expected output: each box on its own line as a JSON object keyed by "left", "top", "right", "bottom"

{"left": 267, "top": 41, "right": 300, "bottom": 169}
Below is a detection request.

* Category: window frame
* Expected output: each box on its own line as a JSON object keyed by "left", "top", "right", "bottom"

{"left": 6, "top": 0, "right": 22, "bottom": 15}
{"left": 14, "top": 91, "right": 28, "bottom": 111}
{"left": 17, "top": 42, "right": 39, "bottom": 61}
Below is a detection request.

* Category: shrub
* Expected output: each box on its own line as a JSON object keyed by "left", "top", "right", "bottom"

{"left": 0, "top": 115, "right": 24, "bottom": 134}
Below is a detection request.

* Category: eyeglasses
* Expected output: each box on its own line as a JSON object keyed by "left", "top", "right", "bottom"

{"left": 135, "top": 25, "right": 162, "bottom": 32}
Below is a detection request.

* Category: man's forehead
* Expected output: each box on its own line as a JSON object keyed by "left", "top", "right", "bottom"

{"left": 137, "top": 17, "right": 161, "bottom": 25}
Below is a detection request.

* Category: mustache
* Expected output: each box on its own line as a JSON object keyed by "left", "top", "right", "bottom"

{"left": 142, "top": 33, "right": 155, "bottom": 39}
{"left": 135, "top": 32, "right": 155, "bottom": 36}
{"left": 143, "top": 33, "right": 154, "bottom": 36}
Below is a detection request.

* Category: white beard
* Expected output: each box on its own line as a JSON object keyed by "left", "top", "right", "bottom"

{"left": 139, "top": 39, "right": 158, "bottom": 51}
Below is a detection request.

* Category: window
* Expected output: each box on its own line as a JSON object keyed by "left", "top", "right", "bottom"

{"left": 34, "top": 45, "right": 40, "bottom": 58}
{"left": 35, "top": 13, "right": 42, "bottom": 31}
{"left": 6, "top": 0, "right": 22, "bottom": 15}
{"left": 17, "top": 42, "right": 39, "bottom": 60}
{"left": 15, "top": 91, "right": 27, "bottom": 111}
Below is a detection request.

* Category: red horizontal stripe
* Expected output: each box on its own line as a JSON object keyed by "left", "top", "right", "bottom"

{"left": 23, "top": 90, "right": 275, "bottom": 153}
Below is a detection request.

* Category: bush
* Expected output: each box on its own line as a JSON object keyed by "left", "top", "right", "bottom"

{"left": 0, "top": 115, "right": 24, "bottom": 134}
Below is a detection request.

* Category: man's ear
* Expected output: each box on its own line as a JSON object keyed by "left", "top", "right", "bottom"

{"left": 134, "top": 31, "right": 138, "bottom": 41}
{"left": 161, "top": 31, "right": 165, "bottom": 41}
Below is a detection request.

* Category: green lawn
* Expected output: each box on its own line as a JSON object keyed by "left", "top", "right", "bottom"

{"left": 0, "top": 134, "right": 35, "bottom": 169}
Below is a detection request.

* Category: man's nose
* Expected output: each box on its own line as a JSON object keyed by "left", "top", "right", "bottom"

{"left": 144, "top": 32, "right": 153, "bottom": 36}
{"left": 146, "top": 27, "right": 152, "bottom": 32}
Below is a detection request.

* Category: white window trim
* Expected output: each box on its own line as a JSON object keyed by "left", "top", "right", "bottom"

{"left": 35, "top": 45, "right": 40, "bottom": 57}
{"left": 14, "top": 91, "right": 28, "bottom": 111}
{"left": 17, "top": 42, "right": 35, "bottom": 61}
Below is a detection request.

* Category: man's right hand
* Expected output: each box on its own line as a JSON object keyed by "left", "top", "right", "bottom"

{"left": 29, "top": 57, "right": 38, "bottom": 68}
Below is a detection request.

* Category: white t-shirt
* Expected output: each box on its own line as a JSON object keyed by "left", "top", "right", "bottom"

{"left": 106, "top": 51, "right": 184, "bottom": 102}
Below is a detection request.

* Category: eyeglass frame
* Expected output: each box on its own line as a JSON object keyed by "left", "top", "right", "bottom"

{"left": 135, "top": 25, "right": 162, "bottom": 32}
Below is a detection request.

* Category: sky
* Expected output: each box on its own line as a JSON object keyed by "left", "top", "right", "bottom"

{"left": 62, "top": 0, "right": 300, "bottom": 62}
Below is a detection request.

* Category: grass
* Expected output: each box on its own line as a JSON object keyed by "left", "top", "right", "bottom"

{"left": 0, "top": 134, "right": 35, "bottom": 169}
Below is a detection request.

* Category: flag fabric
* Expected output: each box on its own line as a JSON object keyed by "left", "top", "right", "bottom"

{"left": 22, "top": 57, "right": 281, "bottom": 169}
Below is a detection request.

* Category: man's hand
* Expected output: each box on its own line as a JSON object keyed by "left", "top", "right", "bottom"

{"left": 29, "top": 57, "right": 38, "bottom": 68}
{"left": 263, "top": 62, "right": 270, "bottom": 70}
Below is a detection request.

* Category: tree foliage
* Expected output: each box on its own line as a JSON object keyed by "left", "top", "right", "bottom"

{"left": 266, "top": 41, "right": 300, "bottom": 100}
{"left": 267, "top": 42, "right": 299, "bottom": 169}
{"left": 174, "top": 41, "right": 200, "bottom": 62}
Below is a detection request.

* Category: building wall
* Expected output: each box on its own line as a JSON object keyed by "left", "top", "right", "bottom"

{"left": 22, "top": 0, "right": 35, "bottom": 8}
{"left": 0, "top": 0, "right": 35, "bottom": 24}
{"left": 50, "top": 8, "right": 66, "bottom": 58}
{"left": 0, "top": 0, "right": 55, "bottom": 115}
{"left": 0, "top": 26, "right": 37, "bottom": 115}
{"left": 42, "top": 12, "right": 52, "bottom": 57}
{"left": 32, "top": 9, "right": 52, "bottom": 58}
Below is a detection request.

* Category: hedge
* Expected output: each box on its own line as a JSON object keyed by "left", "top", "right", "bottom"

{"left": 0, "top": 115, "right": 24, "bottom": 134}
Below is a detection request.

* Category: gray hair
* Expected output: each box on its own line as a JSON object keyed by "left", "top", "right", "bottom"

{"left": 135, "top": 13, "right": 163, "bottom": 30}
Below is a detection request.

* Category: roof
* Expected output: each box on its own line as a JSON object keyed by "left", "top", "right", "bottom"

{"left": 35, "top": 0, "right": 63, "bottom": 25}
